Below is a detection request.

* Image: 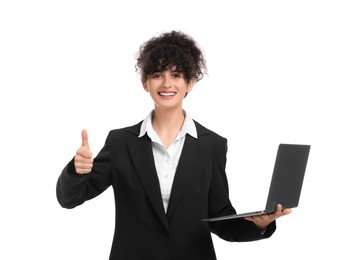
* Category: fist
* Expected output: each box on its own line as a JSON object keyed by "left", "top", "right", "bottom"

{"left": 74, "top": 129, "right": 93, "bottom": 174}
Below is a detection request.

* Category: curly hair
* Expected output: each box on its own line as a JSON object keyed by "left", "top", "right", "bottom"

{"left": 135, "top": 31, "right": 207, "bottom": 84}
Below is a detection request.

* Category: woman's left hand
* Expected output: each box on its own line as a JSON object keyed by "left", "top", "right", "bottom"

{"left": 244, "top": 204, "right": 292, "bottom": 230}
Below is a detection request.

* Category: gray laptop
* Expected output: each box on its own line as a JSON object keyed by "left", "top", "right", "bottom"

{"left": 203, "top": 143, "right": 310, "bottom": 222}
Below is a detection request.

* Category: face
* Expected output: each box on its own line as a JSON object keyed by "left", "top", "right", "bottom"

{"left": 143, "top": 67, "right": 194, "bottom": 111}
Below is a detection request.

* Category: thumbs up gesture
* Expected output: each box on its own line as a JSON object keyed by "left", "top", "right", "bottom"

{"left": 74, "top": 129, "right": 94, "bottom": 174}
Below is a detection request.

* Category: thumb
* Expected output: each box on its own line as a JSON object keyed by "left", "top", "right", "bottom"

{"left": 81, "top": 129, "right": 90, "bottom": 149}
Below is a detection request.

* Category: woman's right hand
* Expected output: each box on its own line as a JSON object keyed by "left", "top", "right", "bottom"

{"left": 74, "top": 129, "right": 93, "bottom": 174}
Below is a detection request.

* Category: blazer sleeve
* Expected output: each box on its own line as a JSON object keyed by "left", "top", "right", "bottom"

{"left": 56, "top": 132, "right": 114, "bottom": 209}
{"left": 208, "top": 139, "right": 276, "bottom": 242}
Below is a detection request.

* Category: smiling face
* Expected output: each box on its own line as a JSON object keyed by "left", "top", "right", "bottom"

{"left": 143, "top": 67, "right": 194, "bottom": 111}
{"left": 136, "top": 31, "right": 206, "bottom": 112}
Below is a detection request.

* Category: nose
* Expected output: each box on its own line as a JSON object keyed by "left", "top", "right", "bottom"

{"left": 162, "top": 73, "right": 172, "bottom": 88}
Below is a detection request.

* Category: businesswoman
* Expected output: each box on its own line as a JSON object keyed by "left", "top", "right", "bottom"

{"left": 56, "top": 30, "right": 291, "bottom": 260}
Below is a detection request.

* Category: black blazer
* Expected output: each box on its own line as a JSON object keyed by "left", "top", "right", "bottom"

{"left": 57, "top": 121, "right": 276, "bottom": 260}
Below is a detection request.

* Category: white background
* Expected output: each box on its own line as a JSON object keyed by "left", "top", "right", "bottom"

{"left": 1, "top": 0, "right": 336, "bottom": 259}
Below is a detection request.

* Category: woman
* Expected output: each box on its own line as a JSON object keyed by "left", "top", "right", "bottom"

{"left": 56, "top": 30, "right": 291, "bottom": 260}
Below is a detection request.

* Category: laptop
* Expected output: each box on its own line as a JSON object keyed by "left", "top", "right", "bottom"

{"left": 202, "top": 143, "right": 310, "bottom": 222}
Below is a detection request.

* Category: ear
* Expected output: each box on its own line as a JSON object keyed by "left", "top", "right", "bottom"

{"left": 186, "top": 80, "right": 195, "bottom": 94}
{"left": 143, "top": 81, "right": 149, "bottom": 92}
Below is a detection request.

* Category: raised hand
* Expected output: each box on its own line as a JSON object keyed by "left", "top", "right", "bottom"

{"left": 74, "top": 129, "right": 94, "bottom": 174}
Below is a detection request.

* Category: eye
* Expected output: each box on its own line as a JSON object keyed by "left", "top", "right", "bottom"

{"left": 151, "top": 73, "right": 161, "bottom": 79}
{"left": 172, "top": 73, "right": 182, "bottom": 78}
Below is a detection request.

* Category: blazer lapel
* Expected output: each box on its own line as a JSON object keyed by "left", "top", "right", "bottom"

{"left": 166, "top": 134, "right": 203, "bottom": 219}
{"left": 127, "top": 131, "right": 169, "bottom": 231}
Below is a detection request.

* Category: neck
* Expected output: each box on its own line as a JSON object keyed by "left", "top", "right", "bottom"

{"left": 152, "top": 107, "right": 184, "bottom": 130}
{"left": 151, "top": 107, "right": 185, "bottom": 148}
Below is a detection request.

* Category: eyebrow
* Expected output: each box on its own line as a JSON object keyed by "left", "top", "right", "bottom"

{"left": 153, "top": 68, "right": 182, "bottom": 73}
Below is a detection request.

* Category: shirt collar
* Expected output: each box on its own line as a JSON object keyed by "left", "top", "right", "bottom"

{"left": 139, "top": 110, "right": 198, "bottom": 140}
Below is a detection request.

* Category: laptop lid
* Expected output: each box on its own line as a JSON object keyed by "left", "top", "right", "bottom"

{"left": 202, "top": 143, "right": 310, "bottom": 222}
{"left": 264, "top": 143, "right": 310, "bottom": 213}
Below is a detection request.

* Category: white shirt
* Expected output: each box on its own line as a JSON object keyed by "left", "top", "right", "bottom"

{"left": 139, "top": 110, "right": 198, "bottom": 213}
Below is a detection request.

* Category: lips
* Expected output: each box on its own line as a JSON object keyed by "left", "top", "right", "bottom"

{"left": 158, "top": 92, "right": 176, "bottom": 97}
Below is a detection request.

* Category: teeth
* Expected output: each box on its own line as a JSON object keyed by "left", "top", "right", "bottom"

{"left": 159, "top": 92, "right": 175, "bottom": 96}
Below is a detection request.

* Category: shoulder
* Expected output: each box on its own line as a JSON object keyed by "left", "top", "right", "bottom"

{"left": 193, "top": 120, "right": 228, "bottom": 156}
{"left": 194, "top": 120, "right": 227, "bottom": 143}
{"left": 191, "top": 120, "right": 228, "bottom": 162}
{"left": 105, "top": 121, "right": 143, "bottom": 142}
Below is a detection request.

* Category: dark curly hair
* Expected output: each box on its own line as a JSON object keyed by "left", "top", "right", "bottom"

{"left": 135, "top": 31, "right": 207, "bottom": 84}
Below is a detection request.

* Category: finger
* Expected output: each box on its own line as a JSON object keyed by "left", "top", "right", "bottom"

{"left": 75, "top": 160, "right": 93, "bottom": 174}
{"left": 81, "top": 129, "right": 90, "bottom": 149}
{"left": 75, "top": 154, "right": 93, "bottom": 165}
{"left": 282, "top": 208, "right": 292, "bottom": 216}
{"left": 75, "top": 162, "right": 94, "bottom": 170}
{"left": 76, "top": 146, "right": 93, "bottom": 159}
{"left": 273, "top": 204, "right": 292, "bottom": 219}
{"left": 276, "top": 204, "right": 283, "bottom": 213}
{"left": 76, "top": 168, "right": 92, "bottom": 175}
